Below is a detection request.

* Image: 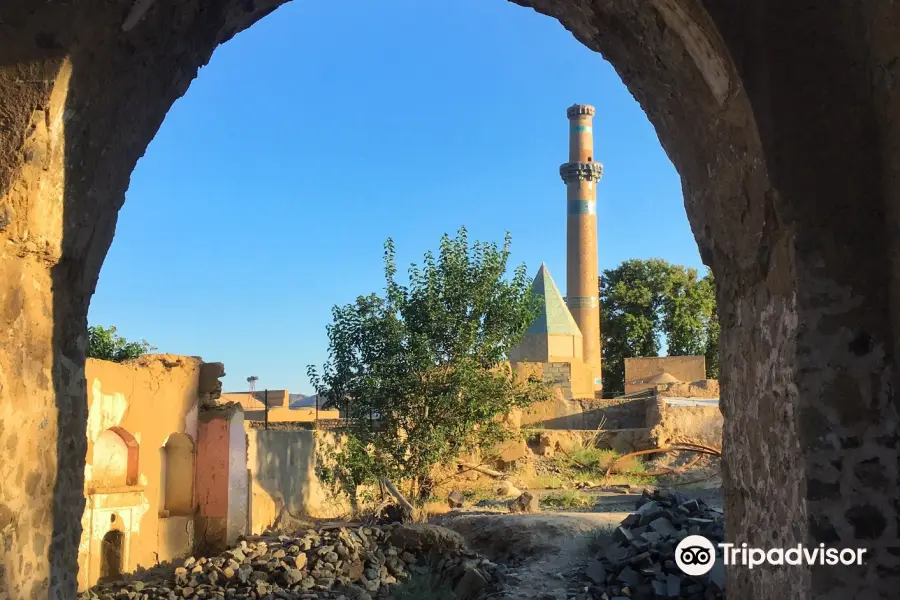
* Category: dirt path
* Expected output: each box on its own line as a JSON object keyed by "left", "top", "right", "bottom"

{"left": 435, "top": 511, "right": 629, "bottom": 600}
{"left": 433, "top": 487, "right": 724, "bottom": 599}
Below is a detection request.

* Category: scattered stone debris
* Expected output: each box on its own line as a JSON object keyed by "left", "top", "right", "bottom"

{"left": 507, "top": 492, "right": 540, "bottom": 514}
{"left": 79, "top": 523, "right": 506, "bottom": 600}
{"left": 572, "top": 488, "right": 725, "bottom": 600}
{"left": 448, "top": 490, "right": 466, "bottom": 508}
{"left": 496, "top": 480, "right": 522, "bottom": 498}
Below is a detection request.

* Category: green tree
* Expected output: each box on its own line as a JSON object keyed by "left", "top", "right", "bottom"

{"left": 599, "top": 260, "right": 718, "bottom": 393}
{"left": 308, "top": 227, "right": 547, "bottom": 501}
{"left": 87, "top": 325, "right": 156, "bottom": 362}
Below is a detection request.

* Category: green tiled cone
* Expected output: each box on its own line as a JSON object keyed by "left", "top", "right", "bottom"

{"left": 525, "top": 263, "right": 583, "bottom": 337}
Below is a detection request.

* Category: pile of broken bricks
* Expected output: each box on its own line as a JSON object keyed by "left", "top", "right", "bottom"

{"left": 574, "top": 488, "right": 725, "bottom": 600}
{"left": 79, "top": 523, "right": 506, "bottom": 600}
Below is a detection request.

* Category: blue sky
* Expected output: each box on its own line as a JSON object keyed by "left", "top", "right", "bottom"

{"left": 88, "top": 0, "right": 703, "bottom": 395}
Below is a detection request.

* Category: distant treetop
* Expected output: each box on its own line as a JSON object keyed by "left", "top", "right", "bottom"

{"left": 87, "top": 325, "right": 156, "bottom": 363}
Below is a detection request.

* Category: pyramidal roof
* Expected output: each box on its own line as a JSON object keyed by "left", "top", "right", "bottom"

{"left": 648, "top": 372, "right": 679, "bottom": 384}
{"left": 525, "top": 264, "right": 582, "bottom": 337}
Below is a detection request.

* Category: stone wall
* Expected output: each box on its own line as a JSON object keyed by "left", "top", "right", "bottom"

{"left": 77, "top": 355, "right": 215, "bottom": 591}
{"left": 624, "top": 356, "right": 707, "bottom": 393}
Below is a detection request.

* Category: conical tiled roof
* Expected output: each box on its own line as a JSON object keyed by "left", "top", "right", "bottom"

{"left": 525, "top": 264, "right": 582, "bottom": 336}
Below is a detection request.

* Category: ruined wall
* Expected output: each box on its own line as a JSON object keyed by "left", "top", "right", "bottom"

{"left": 645, "top": 384, "right": 723, "bottom": 448}
{"left": 1, "top": 1, "right": 897, "bottom": 598}
{"left": 511, "top": 360, "right": 594, "bottom": 400}
{"left": 624, "top": 356, "right": 707, "bottom": 393}
{"left": 528, "top": 428, "right": 654, "bottom": 457}
{"left": 652, "top": 404, "right": 723, "bottom": 447}
{"left": 77, "top": 355, "right": 205, "bottom": 590}
{"left": 508, "top": 360, "right": 647, "bottom": 429}
{"left": 193, "top": 403, "right": 247, "bottom": 555}
{"left": 655, "top": 379, "right": 720, "bottom": 398}
{"left": 519, "top": 395, "right": 647, "bottom": 430}
{"left": 246, "top": 428, "right": 351, "bottom": 533}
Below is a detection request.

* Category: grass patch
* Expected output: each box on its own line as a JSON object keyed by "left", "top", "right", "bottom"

{"left": 540, "top": 490, "right": 593, "bottom": 510}
{"left": 461, "top": 487, "right": 499, "bottom": 504}
{"left": 548, "top": 447, "right": 658, "bottom": 486}
{"left": 568, "top": 447, "right": 620, "bottom": 470}
{"left": 386, "top": 573, "right": 456, "bottom": 600}
{"left": 532, "top": 474, "right": 566, "bottom": 489}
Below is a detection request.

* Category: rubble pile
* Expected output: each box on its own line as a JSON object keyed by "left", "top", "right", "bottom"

{"left": 575, "top": 488, "right": 725, "bottom": 600}
{"left": 80, "top": 524, "right": 505, "bottom": 600}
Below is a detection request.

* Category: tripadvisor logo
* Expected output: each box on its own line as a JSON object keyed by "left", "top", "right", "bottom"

{"left": 674, "top": 535, "right": 868, "bottom": 575}
{"left": 675, "top": 535, "right": 716, "bottom": 576}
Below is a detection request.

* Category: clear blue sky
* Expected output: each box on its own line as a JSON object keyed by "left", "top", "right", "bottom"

{"left": 88, "top": 0, "right": 703, "bottom": 395}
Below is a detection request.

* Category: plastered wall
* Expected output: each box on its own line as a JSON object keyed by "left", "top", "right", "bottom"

{"left": 246, "top": 428, "right": 352, "bottom": 533}
{"left": 78, "top": 355, "right": 203, "bottom": 590}
{"left": 645, "top": 380, "right": 723, "bottom": 447}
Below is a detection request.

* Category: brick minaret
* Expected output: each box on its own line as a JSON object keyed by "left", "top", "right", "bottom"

{"left": 560, "top": 104, "right": 604, "bottom": 391}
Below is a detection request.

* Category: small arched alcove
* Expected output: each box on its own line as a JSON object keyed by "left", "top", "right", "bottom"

{"left": 99, "top": 528, "right": 125, "bottom": 580}
{"left": 161, "top": 433, "right": 195, "bottom": 516}
{"left": 92, "top": 427, "right": 140, "bottom": 488}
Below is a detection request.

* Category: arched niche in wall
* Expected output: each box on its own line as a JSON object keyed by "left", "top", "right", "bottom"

{"left": 92, "top": 427, "right": 140, "bottom": 488}
{"left": 99, "top": 528, "right": 125, "bottom": 580}
{"left": 161, "top": 433, "right": 195, "bottom": 516}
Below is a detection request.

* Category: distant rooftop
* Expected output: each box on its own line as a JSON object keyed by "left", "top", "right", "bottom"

{"left": 220, "top": 390, "right": 320, "bottom": 410}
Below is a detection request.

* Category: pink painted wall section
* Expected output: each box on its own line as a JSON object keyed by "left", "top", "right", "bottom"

{"left": 195, "top": 414, "right": 231, "bottom": 519}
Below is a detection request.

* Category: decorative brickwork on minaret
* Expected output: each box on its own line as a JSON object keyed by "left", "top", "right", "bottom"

{"left": 560, "top": 104, "right": 603, "bottom": 390}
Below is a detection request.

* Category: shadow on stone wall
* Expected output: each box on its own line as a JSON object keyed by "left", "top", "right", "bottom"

{"left": 522, "top": 397, "right": 648, "bottom": 430}
{"left": 250, "top": 430, "right": 316, "bottom": 528}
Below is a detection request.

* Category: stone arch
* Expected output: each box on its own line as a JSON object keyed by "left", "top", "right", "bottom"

{"left": 92, "top": 427, "right": 140, "bottom": 488}
{"left": 0, "top": 2, "right": 898, "bottom": 600}
{"left": 161, "top": 433, "right": 195, "bottom": 517}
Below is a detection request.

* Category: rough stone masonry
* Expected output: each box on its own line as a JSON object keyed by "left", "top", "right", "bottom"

{"left": 1, "top": 1, "right": 899, "bottom": 599}
{"left": 77, "top": 524, "right": 504, "bottom": 600}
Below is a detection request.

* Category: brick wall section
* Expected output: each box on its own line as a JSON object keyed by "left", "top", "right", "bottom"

{"left": 541, "top": 362, "right": 573, "bottom": 399}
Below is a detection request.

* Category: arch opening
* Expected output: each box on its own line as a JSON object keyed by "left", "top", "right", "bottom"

{"left": 99, "top": 529, "right": 125, "bottom": 581}
{"left": 92, "top": 427, "right": 140, "bottom": 488}
{"left": 161, "top": 433, "right": 195, "bottom": 517}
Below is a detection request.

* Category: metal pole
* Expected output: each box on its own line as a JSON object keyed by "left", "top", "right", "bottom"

{"left": 264, "top": 389, "right": 269, "bottom": 430}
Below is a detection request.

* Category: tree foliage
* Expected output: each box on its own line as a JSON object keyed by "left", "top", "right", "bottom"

{"left": 600, "top": 259, "right": 718, "bottom": 393}
{"left": 308, "top": 227, "right": 548, "bottom": 500}
{"left": 87, "top": 325, "right": 156, "bottom": 362}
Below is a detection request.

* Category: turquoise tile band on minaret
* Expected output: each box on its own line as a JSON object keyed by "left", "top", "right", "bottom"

{"left": 571, "top": 125, "right": 592, "bottom": 133}
{"left": 566, "top": 296, "right": 599, "bottom": 309}
{"left": 567, "top": 199, "right": 596, "bottom": 215}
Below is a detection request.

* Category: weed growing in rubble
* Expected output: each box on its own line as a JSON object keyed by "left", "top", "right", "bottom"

{"left": 568, "top": 447, "right": 619, "bottom": 470}
{"left": 387, "top": 573, "right": 456, "bottom": 600}
{"left": 587, "top": 525, "right": 615, "bottom": 553}
{"left": 539, "top": 447, "right": 658, "bottom": 488}
{"left": 540, "top": 491, "right": 593, "bottom": 510}
{"left": 532, "top": 474, "right": 567, "bottom": 489}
